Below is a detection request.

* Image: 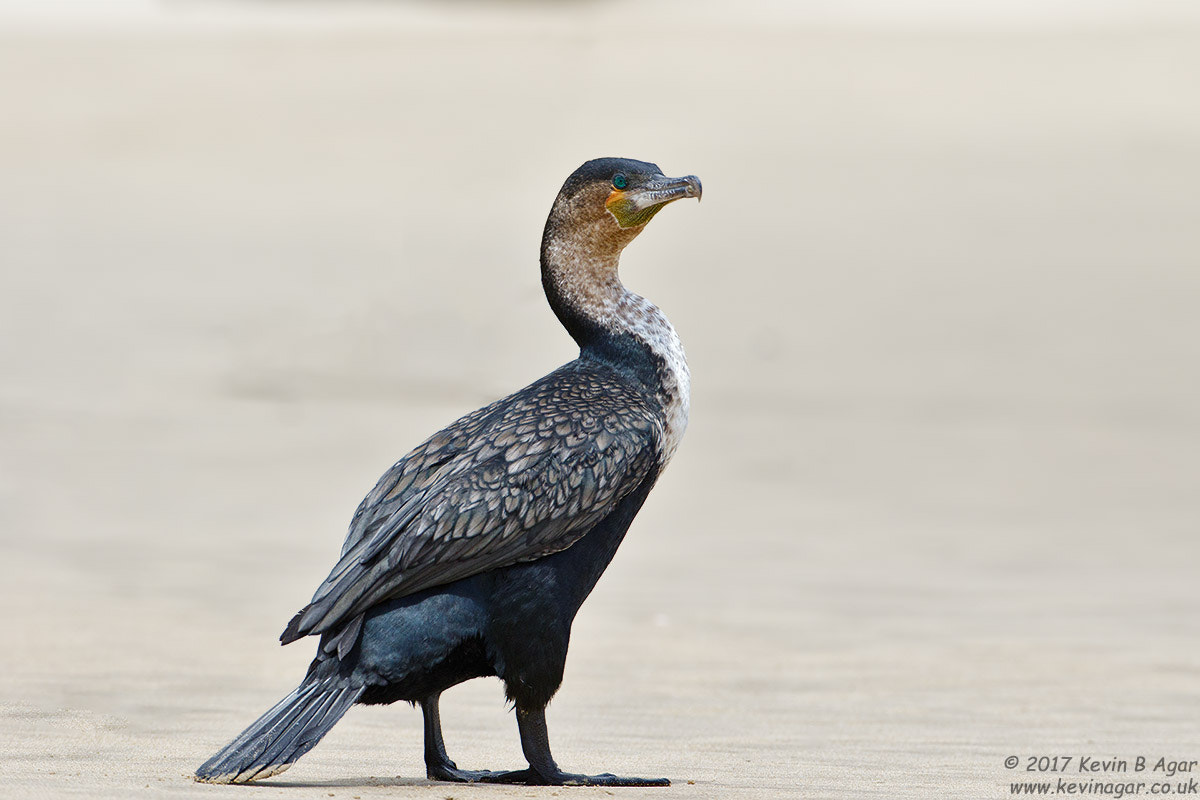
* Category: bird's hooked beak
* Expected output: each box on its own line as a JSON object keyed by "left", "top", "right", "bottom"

{"left": 606, "top": 174, "right": 703, "bottom": 229}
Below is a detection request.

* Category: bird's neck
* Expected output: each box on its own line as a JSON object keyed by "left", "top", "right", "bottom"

{"left": 540, "top": 239, "right": 626, "bottom": 347}
{"left": 541, "top": 227, "right": 691, "bottom": 465}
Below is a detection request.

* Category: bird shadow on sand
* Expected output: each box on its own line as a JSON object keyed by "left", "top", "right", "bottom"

{"left": 253, "top": 776, "right": 446, "bottom": 789}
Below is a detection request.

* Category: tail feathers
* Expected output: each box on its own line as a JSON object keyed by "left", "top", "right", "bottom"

{"left": 195, "top": 671, "right": 364, "bottom": 784}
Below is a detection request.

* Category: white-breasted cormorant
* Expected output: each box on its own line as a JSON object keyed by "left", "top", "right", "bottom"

{"left": 195, "top": 158, "right": 701, "bottom": 787}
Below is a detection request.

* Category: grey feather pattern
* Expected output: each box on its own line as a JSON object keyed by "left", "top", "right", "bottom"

{"left": 282, "top": 360, "right": 662, "bottom": 644}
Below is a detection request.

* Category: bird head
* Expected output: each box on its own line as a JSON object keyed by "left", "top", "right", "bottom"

{"left": 544, "top": 157, "right": 702, "bottom": 257}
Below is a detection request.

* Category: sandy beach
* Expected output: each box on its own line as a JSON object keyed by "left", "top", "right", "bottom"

{"left": 1, "top": 3, "right": 1198, "bottom": 798}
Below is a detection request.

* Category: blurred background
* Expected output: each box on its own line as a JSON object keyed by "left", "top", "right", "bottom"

{"left": 1, "top": 1, "right": 1197, "bottom": 798}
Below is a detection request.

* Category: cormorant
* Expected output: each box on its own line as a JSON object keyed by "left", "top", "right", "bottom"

{"left": 195, "top": 158, "right": 701, "bottom": 787}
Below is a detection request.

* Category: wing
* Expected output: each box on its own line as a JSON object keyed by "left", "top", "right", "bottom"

{"left": 281, "top": 360, "right": 663, "bottom": 648}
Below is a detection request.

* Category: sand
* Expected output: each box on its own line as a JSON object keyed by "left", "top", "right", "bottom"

{"left": 1, "top": 5, "right": 1198, "bottom": 798}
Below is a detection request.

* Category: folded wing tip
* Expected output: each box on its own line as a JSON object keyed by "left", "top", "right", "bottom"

{"left": 280, "top": 608, "right": 307, "bottom": 645}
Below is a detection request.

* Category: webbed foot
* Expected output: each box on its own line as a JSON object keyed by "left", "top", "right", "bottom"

{"left": 426, "top": 759, "right": 506, "bottom": 783}
{"left": 422, "top": 694, "right": 505, "bottom": 783}
{"left": 481, "top": 767, "right": 669, "bottom": 786}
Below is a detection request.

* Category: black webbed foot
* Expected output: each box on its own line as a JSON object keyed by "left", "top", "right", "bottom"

{"left": 422, "top": 694, "right": 506, "bottom": 783}
{"left": 485, "top": 704, "right": 670, "bottom": 787}
{"left": 480, "top": 767, "right": 669, "bottom": 786}
{"left": 425, "top": 759, "right": 506, "bottom": 783}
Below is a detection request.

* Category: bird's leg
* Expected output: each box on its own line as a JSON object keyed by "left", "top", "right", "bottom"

{"left": 481, "top": 705, "right": 669, "bottom": 787}
{"left": 420, "top": 693, "right": 500, "bottom": 783}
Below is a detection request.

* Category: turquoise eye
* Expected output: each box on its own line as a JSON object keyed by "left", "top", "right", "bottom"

{"left": 612, "top": 174, "right": 629, "bottom": 190}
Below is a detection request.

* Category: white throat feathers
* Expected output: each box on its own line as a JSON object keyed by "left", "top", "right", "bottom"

{"left": 542, "top": 218, "right": 691, "bottom": 466}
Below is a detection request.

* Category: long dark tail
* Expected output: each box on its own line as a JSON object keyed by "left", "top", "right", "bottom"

{"left": 195, "top": 664, "right": 364, "bottom": 784}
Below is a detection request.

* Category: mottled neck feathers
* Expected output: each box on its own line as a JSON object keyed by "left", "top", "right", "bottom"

{"left": 540, "top": 191, "right": 691, "bottom": 465}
